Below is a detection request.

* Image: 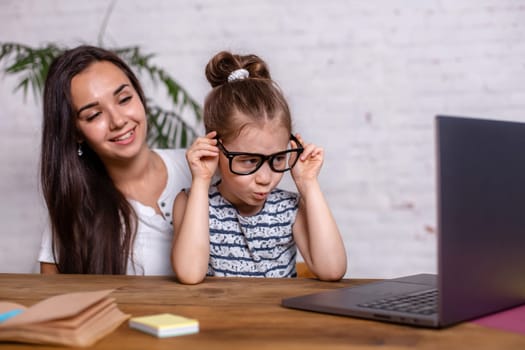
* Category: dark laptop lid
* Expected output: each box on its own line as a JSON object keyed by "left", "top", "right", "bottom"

{"left": 437, "top": 115, "right": 525, "bottom": 326}
{"left": 282, "top": 115, "right": 525, "bottom": 328}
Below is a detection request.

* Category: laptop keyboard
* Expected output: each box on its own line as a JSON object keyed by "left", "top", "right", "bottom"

{"left": 357, "top": 289, "right": 438, "bottom": 315}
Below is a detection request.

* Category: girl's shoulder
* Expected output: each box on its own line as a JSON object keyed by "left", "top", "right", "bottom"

{"left": 268, "top": 188, "right": 299, "bottom": 202}
{"left": 263, "top": 188, "right": 300, "bottom": 214}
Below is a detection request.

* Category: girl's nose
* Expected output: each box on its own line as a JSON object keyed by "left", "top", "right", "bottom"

{"left": 255, "top": 162, "right": 272, "bottom": 185}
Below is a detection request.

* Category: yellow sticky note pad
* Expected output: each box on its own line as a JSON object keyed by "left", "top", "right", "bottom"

{"left": 129, "top": 313, "right": 199, "bottom": 338}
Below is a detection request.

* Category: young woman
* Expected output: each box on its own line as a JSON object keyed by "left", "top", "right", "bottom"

{"left": 39, "top": 45, "right": 191, "bottom": 275}
{"left": 172, "top": 51, "right": 347, "bottom": 284}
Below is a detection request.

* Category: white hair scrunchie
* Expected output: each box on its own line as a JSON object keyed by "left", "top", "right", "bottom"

{"left": 227, "top": 68, "right": 249, "bottom": 83}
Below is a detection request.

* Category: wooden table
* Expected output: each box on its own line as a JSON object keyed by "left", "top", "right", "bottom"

{"left": 1, "top": 273, "right": 524, "bottom": 349}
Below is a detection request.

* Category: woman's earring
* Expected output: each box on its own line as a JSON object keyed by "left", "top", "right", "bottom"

{"left": 77, "top": 143, "right": 83, "bottom": 157}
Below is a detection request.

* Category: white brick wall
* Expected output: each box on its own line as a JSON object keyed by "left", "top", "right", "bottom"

{"left": 1, "top": 0, "right": 525, "bottom": 277}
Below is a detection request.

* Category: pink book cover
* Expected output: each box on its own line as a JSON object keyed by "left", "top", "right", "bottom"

{"left": 472, "top": 304, "right": 525, "bottom": 335}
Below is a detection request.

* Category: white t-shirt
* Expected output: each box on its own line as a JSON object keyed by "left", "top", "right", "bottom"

{"left": 38, "top": 149, "right": 191, "bottom": 275}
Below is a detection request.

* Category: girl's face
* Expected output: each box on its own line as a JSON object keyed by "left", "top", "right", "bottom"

{"left": 218, "top": 117, "right": 290, "bottom": 216}
{"left": 71, "top": 61, "right": 147, "bottom": 165}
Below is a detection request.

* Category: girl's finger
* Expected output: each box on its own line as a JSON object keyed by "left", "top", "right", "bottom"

{"left": 206, "top": 130, "right": 218, "bottom": 139}
{"left": 300, "top": 144, "right": 317, "bottom": 160}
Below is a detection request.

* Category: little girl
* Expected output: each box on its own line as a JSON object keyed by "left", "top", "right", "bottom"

{"left": 171, "top": 51, "right": 347, "bottom": 284}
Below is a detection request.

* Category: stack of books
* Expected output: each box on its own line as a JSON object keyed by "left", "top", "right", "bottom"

{"left": 0, "top": 289, "right": 128, "bottom": 347}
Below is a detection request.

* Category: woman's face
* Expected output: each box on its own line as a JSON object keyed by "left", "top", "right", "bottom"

{"left": 71, "top": 61, "right": 147, "bottom": 165}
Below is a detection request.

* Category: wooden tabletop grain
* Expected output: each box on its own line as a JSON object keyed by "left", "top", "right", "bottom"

{"left": 0, "top": 273, "right": 524, "bottom": 349}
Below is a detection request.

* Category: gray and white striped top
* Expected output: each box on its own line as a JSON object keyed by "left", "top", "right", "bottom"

{"left": 207, "top": 184, "right": 299, "bottom": 277}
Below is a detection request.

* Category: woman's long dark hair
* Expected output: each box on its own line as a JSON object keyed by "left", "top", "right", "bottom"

{"left": 41, "top": 45, "right": 147, "bottom": 274}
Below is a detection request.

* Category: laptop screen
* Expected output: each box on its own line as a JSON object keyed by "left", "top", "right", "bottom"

{"left": 437, "top": 115, "right": 525, "bottom": 325}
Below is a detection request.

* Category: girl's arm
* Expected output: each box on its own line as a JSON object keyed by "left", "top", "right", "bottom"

{"left": 171, "top": 132, "right": 219, "bottom": 284}
{"left": 291, "top": 134, "right": 347, "bottom": 281}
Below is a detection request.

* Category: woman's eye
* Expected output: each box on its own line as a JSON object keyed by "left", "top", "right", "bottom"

{"left": 86, "top": 112, "right": 101, "bottom": 121}
{"left": 119, "top": 96, "right": 132, "bottom": 104}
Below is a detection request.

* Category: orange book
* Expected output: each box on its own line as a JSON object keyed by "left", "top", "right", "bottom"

{"left": 0, "top": 289, "right": 129, "bottom": 347}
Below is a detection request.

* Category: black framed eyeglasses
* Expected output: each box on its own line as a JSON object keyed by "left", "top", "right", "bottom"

{"left": 216, "top": 134, "right": 304, "bottom": 175}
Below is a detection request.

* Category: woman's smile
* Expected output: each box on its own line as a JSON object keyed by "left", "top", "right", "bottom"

{"left": 111, "top": 127, "right": 136, "bottom": 144}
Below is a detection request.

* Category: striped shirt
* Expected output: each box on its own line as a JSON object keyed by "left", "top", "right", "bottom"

{"left": 207, "top": 184, "right": 299, "bottom": 277}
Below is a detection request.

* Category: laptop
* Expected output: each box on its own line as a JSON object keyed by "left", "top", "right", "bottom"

{"left": 282, "top": 115, "right": 525, "bottom": 328}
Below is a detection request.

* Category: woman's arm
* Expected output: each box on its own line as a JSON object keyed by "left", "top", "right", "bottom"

{"left": 291, "top": 135, "right": 347, "bottom": 281}
{"left": 38, "top": 225, "right": 60, "bottom": 274}
{"left": 40, "top": 262, "right": 59, "bottom": 274}
{"left": 171, "top": 132, "right": 219, "bottom": 284}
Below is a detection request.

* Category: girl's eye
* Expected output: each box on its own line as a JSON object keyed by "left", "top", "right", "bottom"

{"left": 244, "top": 158, "right": 260, "bottom": 165}
{"left": 235, "top": 156, "right": 261, "bottom": 167}
{"left": 274, "top": 155, "right": 286, "bottom": 163}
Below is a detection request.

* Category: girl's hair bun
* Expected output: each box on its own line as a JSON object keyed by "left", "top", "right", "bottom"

{"left": 205, "top": 51, "right": 271, "bottom": 88}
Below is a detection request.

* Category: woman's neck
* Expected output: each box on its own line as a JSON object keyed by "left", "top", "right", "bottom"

{"left": 105, "top": 147, "right": 160, "bottom": 200}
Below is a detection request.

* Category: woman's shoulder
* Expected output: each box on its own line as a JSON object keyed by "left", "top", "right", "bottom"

{"left": 153, "top": 148, "right": 186, "bottom": 165}
{"left": 153, "top": 148, "right": 192, "bottom": 196}
{"left": 154, "top": 148, "right": 190, "bottom": 178}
